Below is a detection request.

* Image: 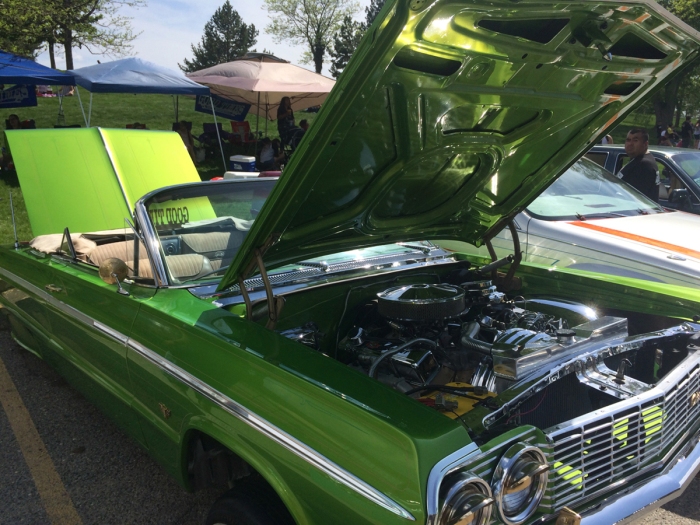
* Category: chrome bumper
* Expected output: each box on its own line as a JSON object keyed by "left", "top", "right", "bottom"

{"left": 579, "top": 429, "right": 700, "bottom": 524}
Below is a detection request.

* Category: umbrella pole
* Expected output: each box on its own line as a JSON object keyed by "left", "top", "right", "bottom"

{"left": 210, "top": 96, "right": 227, "bottom": 172}
{"left": 255, "top": 92, "right": 260, "bottom": 155}
{"left": 76, "top": 86, "right": 88, "bottom": 127}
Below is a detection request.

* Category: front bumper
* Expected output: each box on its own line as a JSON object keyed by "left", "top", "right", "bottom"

{"left": 579, "top": 428, "right": 700, "bottom": 524}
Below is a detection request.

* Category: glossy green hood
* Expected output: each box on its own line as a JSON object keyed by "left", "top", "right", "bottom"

{"left": 7, "top": 128, "right": 200, "bottom": 236}
{"left": 220, "top": 0, "right": 700, "bottom": 290}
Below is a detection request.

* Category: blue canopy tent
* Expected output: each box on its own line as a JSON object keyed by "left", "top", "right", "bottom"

{"left": 0, "top": 51, "right": 76, "bottom": 117}
{"left": 70, "top": 58, "right": 227, "bottom": 168}
{"left": 0, "top": 51, "right": 75, "bottom": 85}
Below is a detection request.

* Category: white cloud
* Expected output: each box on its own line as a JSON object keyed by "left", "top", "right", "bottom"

{"left": 37, "top": 0, "right": 370, "bottom": 75}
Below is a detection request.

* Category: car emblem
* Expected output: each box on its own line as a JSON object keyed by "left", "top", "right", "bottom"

{"left": 690, "top": 392, "right": 700, "bottom": 408}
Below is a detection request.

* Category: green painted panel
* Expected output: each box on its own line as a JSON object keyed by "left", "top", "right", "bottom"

{"left": 99, "top": 128, "right": 200, "bottom": 207}
{"left": 7, "top": 128, "right": 200, "bottom": 237}
{"left": 7, "top": 128, "right": 130, "bottom": 236}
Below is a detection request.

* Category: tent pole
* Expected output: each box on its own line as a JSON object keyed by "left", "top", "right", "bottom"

{"left": 76, "top": 86, "right": 88, "bottom": 127}
{"left": 210, "top": 96, "right": 227, "bottom": 171}
{"left": 174, "top": 95, "right": 179, "bottom": 122}
{"left": 255, "top": 92, "right": 260, "bottom": 155}
{"left": 87, "top": 92, "right": 93, "bottom": 127}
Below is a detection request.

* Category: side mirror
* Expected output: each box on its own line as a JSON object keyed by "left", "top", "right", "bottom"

{"left": 669, "top": 188, "right": 690, "bottom": 204}
{"left": 98, "top": 257, "right": 130, "bottom": 296}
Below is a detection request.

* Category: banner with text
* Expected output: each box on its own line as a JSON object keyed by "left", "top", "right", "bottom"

{"left": 0, "top": 85, "right": 37, "bottom": 109}
{"left": 195, "top": 94, "right": 250, "bottom": 122}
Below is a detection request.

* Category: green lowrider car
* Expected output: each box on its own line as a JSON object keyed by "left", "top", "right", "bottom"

{"left": 3, "top": 1, "right": 700, "bottom": 524}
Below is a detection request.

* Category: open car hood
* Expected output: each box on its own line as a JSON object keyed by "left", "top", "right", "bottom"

{"left": 7, "top": 128, "right": 200, "bottom": 236}
{"left": 219, "top": 0, "right": 700, "bottom": 291}
{"left": 220, "top": 0, "right": 700, "bottom": 290}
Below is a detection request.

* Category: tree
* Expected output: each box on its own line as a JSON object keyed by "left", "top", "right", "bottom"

{"left": 649, "top": 0, "right": 700, "bottom": 129}
{"left": 327, "top": 0, "right": 385, "bottom": 78}
{"left": 45, "top": 0, "right": 146, "bottom": 70}
{"left": 0, "top": 0, "right": 53, "bottom": 57}
{"left": 263, "top": 0, "right": 360, "bottom": 74}
{"left": 180, "top": 1, "right": 257, "bottom": 73}
{"left": 363, "top": 0, "right": 386, "bottom": 29}
{"left": 328, "top": 16, "right": 363, "bottom": 78}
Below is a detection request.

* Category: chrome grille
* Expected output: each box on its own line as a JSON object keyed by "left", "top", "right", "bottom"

{"left": 548, "top": 361, "right": 700, "bottom": 509}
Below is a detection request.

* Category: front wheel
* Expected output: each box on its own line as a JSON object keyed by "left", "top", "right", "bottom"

{"left": 206, "top": 482, "right": 295, "bottom": 525}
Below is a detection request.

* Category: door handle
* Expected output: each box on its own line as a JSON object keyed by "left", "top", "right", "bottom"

{"left": 45, "top": 284, "right": 63, "bottom": 293}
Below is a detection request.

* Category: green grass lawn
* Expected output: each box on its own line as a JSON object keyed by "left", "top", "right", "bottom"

{"left": 0, "top": 93, "right": 318, "bottom": 243}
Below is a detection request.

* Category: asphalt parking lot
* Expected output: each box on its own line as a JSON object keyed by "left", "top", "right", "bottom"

{"left": 1, "top": 325, "right": 700, "bottom": 525}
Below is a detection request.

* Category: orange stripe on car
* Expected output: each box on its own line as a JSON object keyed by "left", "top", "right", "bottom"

{"left": 568, "top": 221, "right": 700, "bottom": 260}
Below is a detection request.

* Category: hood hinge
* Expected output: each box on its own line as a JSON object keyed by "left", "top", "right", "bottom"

{"left": 238, "top": 236, "right": 284, "bottom": 329}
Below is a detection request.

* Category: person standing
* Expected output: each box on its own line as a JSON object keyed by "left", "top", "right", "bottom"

{"left": 618, "top": 128, "right": 659, "bottom": 202}
{"left": 277, "top": 96, "right": 296, "bottom": 145}
{"left": 681, "top": 115, "right": 694, "bottom": 148}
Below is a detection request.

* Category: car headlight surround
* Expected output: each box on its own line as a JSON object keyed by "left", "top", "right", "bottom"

{"left": 438, "top": 473, "right": 493, "bottom": 525}
{"left": 492, "top": 443, "right": 549, "bottom": 525}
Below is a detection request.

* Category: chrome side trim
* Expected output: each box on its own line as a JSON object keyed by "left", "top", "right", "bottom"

{"left": 126, "top": 338, "right": 416, "bottom": 521}
{"left": 94, "top": 321, "right": 128, "bottom": 344}
{"left": 0, "top": 267, "right": 130, "bottom": 347}
{"left": 0, "top": 265, "right": 414, "bottom": 520}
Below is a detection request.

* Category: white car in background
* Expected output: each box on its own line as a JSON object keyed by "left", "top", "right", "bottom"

{"left": 440, "top": 157, "right": 700, "bottom": 288}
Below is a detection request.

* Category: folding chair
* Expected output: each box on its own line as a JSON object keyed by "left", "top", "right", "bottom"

{"left": 229, "top": 121, "right": 257, "bottom": 154}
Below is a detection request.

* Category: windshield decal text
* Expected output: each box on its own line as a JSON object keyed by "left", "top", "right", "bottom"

{"left": 149, "top": 206, "right": 190, "bottom": 227}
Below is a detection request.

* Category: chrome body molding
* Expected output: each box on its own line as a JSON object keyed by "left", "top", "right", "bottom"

{"left": 126, "top": 338, "right": 416, "bottom": 521}
{"left": 0, "top": 265, "right": 414, "bottom": 520}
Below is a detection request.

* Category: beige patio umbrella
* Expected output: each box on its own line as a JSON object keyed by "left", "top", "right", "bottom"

{"left": 186, "top": 53, "right": 335, "bottom": 135}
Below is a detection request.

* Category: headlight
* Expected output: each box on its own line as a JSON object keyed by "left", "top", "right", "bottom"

{"left": 492, "top": 443, "right": 549, "bottom": 525}
{"left": 439, "top": 473, "right": 493, "bottom": 525}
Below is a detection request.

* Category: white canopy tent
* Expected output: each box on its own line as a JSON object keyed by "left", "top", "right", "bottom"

{"left": 187, "top": 53, "right": 335, "bottom": 136}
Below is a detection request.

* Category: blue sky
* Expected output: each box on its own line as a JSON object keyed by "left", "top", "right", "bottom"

{"left": 37, "top": 0, "right": 370, "bottom": 76}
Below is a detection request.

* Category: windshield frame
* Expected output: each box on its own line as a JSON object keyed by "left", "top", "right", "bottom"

{"left": 525, "top": 157, "right": 665, "bottom": 221}
{"left": 135, "top": 179, "right": 277, "bottom": 288}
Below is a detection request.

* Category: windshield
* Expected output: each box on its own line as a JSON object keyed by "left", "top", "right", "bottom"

{"left": 526, "top": 158, "right": 663, "bottom": 220}
{"left": 143, "top": 180, "right": 276, "bottom": 285}
{"left": 673, "top": 153, "right": 700, "bottom": 186}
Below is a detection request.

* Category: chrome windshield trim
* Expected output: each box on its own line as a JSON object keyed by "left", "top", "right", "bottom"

{"left": 134, "top": 201, "right": 169, "bottom": 287}
{"left": 126, "top": 337, "right": 416, "bottom": 521}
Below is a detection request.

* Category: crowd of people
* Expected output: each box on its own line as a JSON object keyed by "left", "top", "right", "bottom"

{"left": 656, "top": 116, "right": 700, "bottom": 148}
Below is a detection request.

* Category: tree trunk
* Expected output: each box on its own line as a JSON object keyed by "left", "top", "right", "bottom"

{"left": 63, "top": 28, "right": 74, "bottom": 70}
{"left": 653, "top": 75, "right": 682, "bottom": 131}
{"left": 48, "top": 40, "right": 56, "bottom": 69}
{"left": 313, "top": 43, "right": 325, "bottom": 74}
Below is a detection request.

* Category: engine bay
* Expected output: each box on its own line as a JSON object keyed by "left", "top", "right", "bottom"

{"left": 277, "top": 263, "right": 700, "bottom": 436}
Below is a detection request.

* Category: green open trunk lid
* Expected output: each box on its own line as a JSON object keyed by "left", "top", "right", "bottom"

{"left": 7, "top": 127, "right": 200, "bottom": 236}
{"left": 219, "top": 0, "right": 700, "bottom": 291}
